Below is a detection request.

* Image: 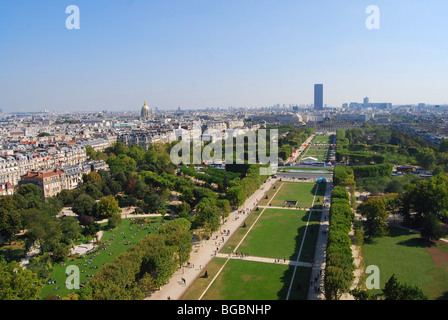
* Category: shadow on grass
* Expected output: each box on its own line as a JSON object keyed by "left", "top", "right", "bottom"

{"left": 436, "top": 291, "right": 448, "bottom": 301}
{"left": 396, "top": 237, "right": 433, "bottom": 248}
{"left": 387, "top": 226, "right": 420, "bottom": 238}
{"left": 310, "top": 182, "right": 327, "bottom": 198}
{"left": 277, "top": 210, "right": 321, "bottom": 300}
{"left": 276, "top": 264, "right": 310, "bottom": 300}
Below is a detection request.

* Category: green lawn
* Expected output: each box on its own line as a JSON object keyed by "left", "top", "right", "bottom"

{"left": 235, "top": 209, "right": 320, "bottom": 262}
{"left": 39, "top": 217, "right": 164, "bottom": 299}
{"left": 311, "top": 135, "right": 332, "bottom": 144}
{"left": 362, "top": 227, "right": 448, "bottom": 300}
{"left": 301, "top": 145, "right": 330, "bottom": 162}
{"left": 264, "top": 181, "right": 325, "bottom": 209}
{"left": 191, "top": 258, "right": 311, "bottom": 300}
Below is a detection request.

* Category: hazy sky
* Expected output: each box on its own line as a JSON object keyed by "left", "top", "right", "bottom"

{"left": 0, "top": 0, "right": 447, "bottom": 112}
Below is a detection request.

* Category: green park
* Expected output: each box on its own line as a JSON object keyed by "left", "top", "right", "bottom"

{"left": 181, "top": 180, "right": 325, "bottom": 300}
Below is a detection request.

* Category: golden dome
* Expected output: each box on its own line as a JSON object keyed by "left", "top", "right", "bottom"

{"left": 141, "top": 100, "right": 151, "bottom": 120}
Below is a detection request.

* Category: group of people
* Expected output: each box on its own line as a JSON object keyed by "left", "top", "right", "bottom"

{"left": 233, "top": 251, "right": 249, "bottom": 258}
{"left": 274, "top": 257, "right": 286, "bottom": 263}
{"left": 310, "top": 269, "right": 323, "bottom": 295}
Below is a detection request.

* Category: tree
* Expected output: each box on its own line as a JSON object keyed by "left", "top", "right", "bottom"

{"left": 226, "top": 186, "right": 245, "bottom": 207}
{"left": 78, "top": 214, "right": 93, "bottom": 226}
{"left": 107, "top": 212, "right": 122, "bottom": 229}
{"left": 83, "top": 171, "right": 102, "bottom": 183}
{"left": 0, "top": 196, "right": 22, "bottom": 243}
{"left": 176, "top": 202, "right": 191, "bottom": 218}
{"left": 52, "top": 246, "right": 70, "bottom": 263}
{"left": 144, "top": 194, "right": 166, "bottom": 214}
{"left": 197, "top": 205, "right": 221, "bottom": 235}
{"left": 85, "top": 145, "right": 97, "bottom": 160}
{"left": 158, "top": 221, "right": 193, "bottom": 268}
{"left": 439, "top": 139, "right": 448, "bottom": 153}
{"left": 420, "top": 213, "right": 444, "bottom": 242}
{"left": 72, "top": 194, "right": 97, "bottom": 216}
{"left": 358, "top": 199, "right": 389, "bottom": 239}
{"left": 97, "top": 195, "right": 121, "bottom": 219}
{"left": 17, "top": 184, "right": 43, "bottom": 208}
{"left": 22, "top": 209, "right": 62, "bottom": 253}
{"left": 59, "top": 216, "right": 82, "bottom": 245}
{"left": 416, "top": 148, "right": 436, "bottom": 169}
{"left": 351, "top": 288, "right": 377, "bottom": 300}
{"left": 382, "top": 274, "right": 428, "bottom": 300}
{"left": 58, "top": 189, "right": 75, "bottom": 206}
{"left": 324, "top": 265, "right": 352, "bottom": 300}
{"left": 0, "top": 260, "right": 42, "bottom": 300}
{"left": 217, "top": 199, "right": 231, "bottom": 222}
{"left": 83, "top": 221, "right": 100, "bottom": 240}
{"left": 138, "top": 273, "right": 157, "bottom": 296}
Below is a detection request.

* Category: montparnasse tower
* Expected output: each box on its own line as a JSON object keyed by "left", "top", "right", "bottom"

{"left": 141, "top": 100, "right": 151, "bottom": 121}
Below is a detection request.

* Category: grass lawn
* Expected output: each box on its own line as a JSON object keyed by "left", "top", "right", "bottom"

{"left": 264, "top": 181, "right": 325, "bottom": 209}
{"left": 188, "top": 258, "right": 311, "bottom": 300}
{"left": 361, "top": 227, "right": 448, "bottom": 300}
{"left": 180, "top": 257, "right": 228, "bottom": 300}
{"left": 301, "top": 145, "right": 330, "bottom": 162}
{"left": 257, "top": 181, "right": 282, "bottom": 207}
{"left": 220, "top": 208, "right": 263, "bottom": 255}
{"left": 38, "top": 216, "right": 164, "bottom": 299}
{"left": 311, "top": 135, "right": 332, "bottom": 144}
{"left": 234, "top": 209, "right": 321, "bottom": 262}
{"left": 0, "top": 238, "right": 27, "bottom": 263}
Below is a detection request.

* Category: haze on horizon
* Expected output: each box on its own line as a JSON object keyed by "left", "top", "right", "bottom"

{"left": 0, "top": 0, "right": 447, "bottom": 112}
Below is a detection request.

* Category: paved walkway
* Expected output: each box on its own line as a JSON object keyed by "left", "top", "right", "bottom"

{"left": 215, "top": 253, "right": 313, "bottom": 267}
{"left": 306, "top": 181, "right": 332, "bottom": 300}
{"left": 290, "top": 134, "right": 316, "bottom": 163}
{"left": 146, "top": 176, "right": 279, "bottom": 300}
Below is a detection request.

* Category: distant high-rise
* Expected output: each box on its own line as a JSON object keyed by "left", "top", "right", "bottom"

{"left": 363, "top": 97, "right": 369, "bottom": 106}
{"left": 314, "top": 84, "right": 323, "bottom": 111}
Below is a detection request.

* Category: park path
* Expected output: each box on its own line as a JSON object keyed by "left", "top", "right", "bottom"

{"left": 146, "top": 176, "right": 279, "bottom": 300}
{"left": 306, "top": 181, "right": 332, "bottom": 300}
{"left": 214, "top": 253, "right": 312, "bottom": 267}
{"left": 291, "top": 134, "right": 316, "bottom": 163}
{"left": 306, "top": 136, "right": 336, "bottom": 300}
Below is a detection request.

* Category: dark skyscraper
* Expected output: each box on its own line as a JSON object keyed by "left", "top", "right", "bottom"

{"left": 314, "top": 84, "right": 323, "bottom": 110}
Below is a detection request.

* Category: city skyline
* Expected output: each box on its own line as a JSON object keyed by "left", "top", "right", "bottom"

{"left": 0, "top": 0, "right": 447, "bottom": 112}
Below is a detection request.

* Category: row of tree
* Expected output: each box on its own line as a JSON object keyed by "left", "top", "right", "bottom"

{"left": 324, "top": 186, "right": 355, "bottom": 300}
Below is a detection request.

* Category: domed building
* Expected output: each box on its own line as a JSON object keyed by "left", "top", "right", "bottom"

{"left": 141, "top": 100, "right": 151, "bottom": 121}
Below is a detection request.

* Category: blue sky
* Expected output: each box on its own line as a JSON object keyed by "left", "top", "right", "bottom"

{"left": 0, "top": 0, "right": 447, "bottom": 112}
